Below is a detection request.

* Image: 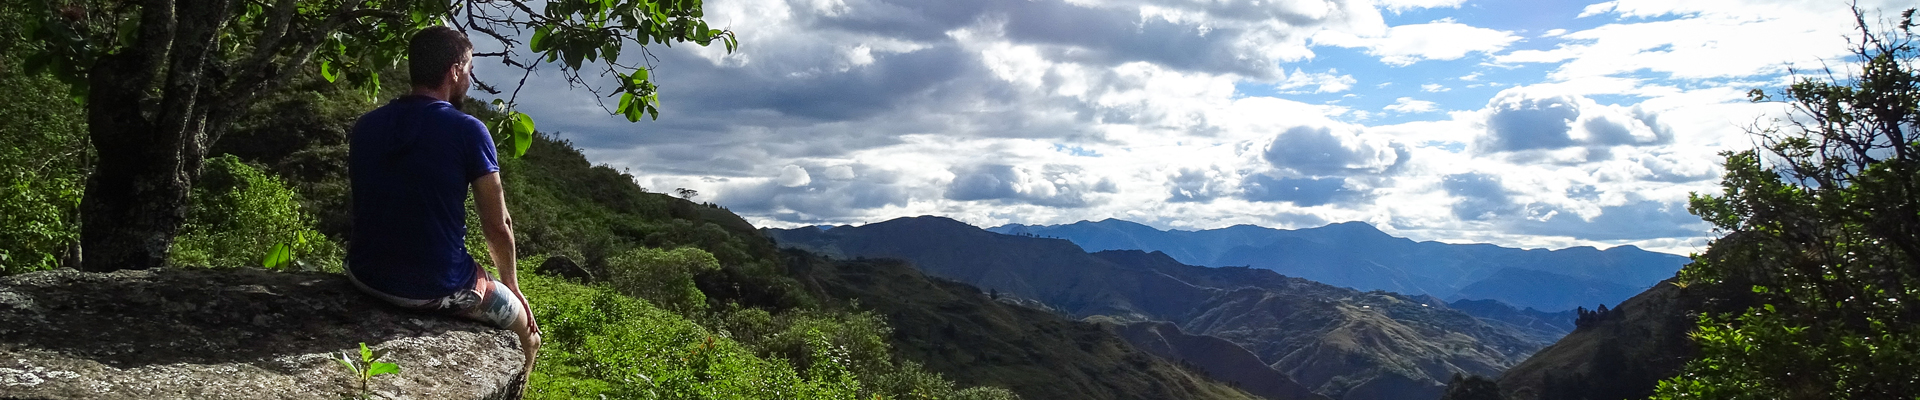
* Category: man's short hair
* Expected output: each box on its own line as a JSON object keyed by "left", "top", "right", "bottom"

{"left": 409, "top": 26, "right": 473, "bottom": 88}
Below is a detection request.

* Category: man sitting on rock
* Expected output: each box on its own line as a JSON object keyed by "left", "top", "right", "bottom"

{"left": 344, "top": 26, "right": 541, "bottom": 371}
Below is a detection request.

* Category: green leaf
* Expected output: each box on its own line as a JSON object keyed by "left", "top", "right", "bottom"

{"left": 530, "top": 27, "right": 551, "bottom": 52}
{"left": 117, "top": 17, "right": 140, "bottom": 49}
{"left": 367, "top": 362, "right": 399, "bottom": 377}
{"left": 622, "top": 93, "right": 645, "bottom": 122}
{"left": 336, "top": 353, "right": 360, "bottom": 375}
{"left": 21, "top": 52, "right": 51, "bottom": 75}
{"left": 510, "top": 113, "right": 535, "bottom": 157}
{"left": 602, "top": 44, "right": 621, "bottom": 64}
{"left": 359, "top": 342, "right": 374, "bottom": 362}
{"left": 320, "top": 60, "right": 337, "bottom": 83}
{"left": 261, "top": 242, "right": 292, "bottom": 269}
{"left": 565, "top": 49, "right": 584, "bottom": 69}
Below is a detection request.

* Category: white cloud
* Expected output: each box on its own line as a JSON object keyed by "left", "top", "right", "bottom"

{"left": 1376, "top": 0, "right": 1468, "bottom": 13}
{"left": 1314, "top": 20, "right": 1523, "bottom": 66}
{"left": 469, "top": 0, "right": 1841, "bottom": 256}
{"left": 1275, "top": 68, "right": 1358, "bottom": 93}
{"left": 824, "top": 165, "right": 857, "bottom": 180}
{"left": 1385, "top": 97, "right": 1439, "bottom": 113}
{"left": 1502, "top": 1, "right": 1868, "bottom": 83}
{"left": 777, "top": 165, "right": 813, "bottom": 187}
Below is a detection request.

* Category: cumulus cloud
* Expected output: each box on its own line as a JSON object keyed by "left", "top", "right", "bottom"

{"left": 1376, "top": 0, "right": 1468, "bottom": 13}
{"left": 1499, "top": 0, "right": 1867, "bottom": 81}
{"left": 946, "top": 164, "right": 1107, "bottom": 207}
{"left": 1240, "top": 175, "right": 1361, "bottom": 206}
{"left": 1313, "top": 19, "right": 1522, "bottom": 66}
{"left": 1475, "top": 86, "right": 1672, "bottom": 156}
{"left": 1274, "top": 68, "right": 1358, "bottom": 93}
{"left": 1442, "top": 173, "right": 1521, "bottom": 221}
{"left": 1513, "top": 200, "right": 1706, "bottom": 241}
{"left": 709, "top": 165, "right": 916, "bottom": 221}
{"left": 1385, "top": 97, "right": 1438, "bottom": 114}
{"left": 1262, "top": 125, "right": 1405, "bottom": 176}
{"left": 463, "top": 0, "right": 1794, "bottom": 256}
{"left": 1167, "top": 167, "right": 1229, "bottom": 203}
{"left": 777, "top": 165, "right": 813, "bottom": 187}
{"left": 824, "top": 165, "right": 858, "bottom": 180}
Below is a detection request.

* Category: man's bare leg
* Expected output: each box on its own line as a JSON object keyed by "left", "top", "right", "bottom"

{"left": 504, "top": 311, "right": 540, "bottom": 370}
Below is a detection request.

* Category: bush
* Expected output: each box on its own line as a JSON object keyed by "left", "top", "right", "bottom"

{"left": 721, "top": 308, "right": 893, "bottom": 379}
{"left": 170, "top": 155, "right": 341, "bottom": 271}
{"left": 607, "top": 247, "right": 722, "bottom": 314}
{"left": 0, "top": 2, "right": 88, "bottom": 275}
{"left": 521, "top": 273, "right": 862, "bottom": 399}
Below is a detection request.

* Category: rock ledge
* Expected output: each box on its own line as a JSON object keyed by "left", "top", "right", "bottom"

{"left": 0, "top": 268, "right": 525, "bottom": 400}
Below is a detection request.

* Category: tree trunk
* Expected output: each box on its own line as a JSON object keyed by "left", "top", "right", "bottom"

{"left": 77, "top": 0, "right": 229, "bottom": 272}
{"left": 77, "top": 55, "right": 195, "bottom": 272}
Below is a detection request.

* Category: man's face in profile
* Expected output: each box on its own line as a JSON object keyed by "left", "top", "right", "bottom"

{"left": 450, "top": 53, "right": 473, "bottom": 111}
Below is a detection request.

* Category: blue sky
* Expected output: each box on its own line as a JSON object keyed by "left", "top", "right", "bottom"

{"left": 476, "top": 0, "right": 1891, "bottom": 255}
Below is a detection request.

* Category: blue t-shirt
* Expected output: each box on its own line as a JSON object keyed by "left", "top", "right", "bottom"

{"left": 347, "top": 95, "right": 498, "bottom": 299}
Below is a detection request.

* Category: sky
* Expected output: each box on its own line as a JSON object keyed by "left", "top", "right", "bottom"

{"left": 473, "top": 0, "right": 1898, "bottom": 256}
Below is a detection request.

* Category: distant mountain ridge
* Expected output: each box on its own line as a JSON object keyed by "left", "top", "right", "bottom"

{"left": 783, "top": 251, "right": 1274, "bottom": 400}
{"left": 991, "top": 219, "right": 1690, "bottom": 312}
{"left": 769, "top": 216, "right": 1555, "bottom": 400}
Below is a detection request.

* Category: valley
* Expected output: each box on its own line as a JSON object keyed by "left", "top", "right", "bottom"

{"left": 769, "top": 216, "right": 1645, "bottom": 400}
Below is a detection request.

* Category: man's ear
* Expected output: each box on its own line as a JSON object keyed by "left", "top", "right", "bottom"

{"left": 444, "top": 63, "right": 465, "bottom": 89}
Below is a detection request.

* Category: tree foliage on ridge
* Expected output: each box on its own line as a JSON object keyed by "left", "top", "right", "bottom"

{"left": 1656, "top": 7, "right": 1920, "bottom": 399}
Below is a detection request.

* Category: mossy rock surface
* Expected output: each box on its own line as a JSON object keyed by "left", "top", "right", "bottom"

{"left": 0, "top": 268, "right": 525, "bottom": 400}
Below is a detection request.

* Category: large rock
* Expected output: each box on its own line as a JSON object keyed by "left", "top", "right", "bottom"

{"left": 0, "top": 268, "right": 526, "bottom": 400}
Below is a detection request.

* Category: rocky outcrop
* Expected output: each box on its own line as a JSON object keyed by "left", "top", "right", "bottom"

{"left": 0, "top": 268, "right": 526, "bottom": 400}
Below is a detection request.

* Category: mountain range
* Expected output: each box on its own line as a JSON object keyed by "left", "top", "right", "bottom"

{"left": 768, "top": 216, "right": 1557, "bottom": 400}
{"left": 990, "top": 219, "right": 1690, "bottom": 312}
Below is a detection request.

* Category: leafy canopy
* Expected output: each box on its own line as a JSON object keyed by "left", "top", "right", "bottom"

{"left": 24, "top": 0, "right": 736, "bottom": 157}
{"left": 1656, "top": 7, "right": 1920, "bottom": 400}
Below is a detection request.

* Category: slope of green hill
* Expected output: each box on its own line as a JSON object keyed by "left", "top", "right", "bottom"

{"left": 786, "top": 250, "right": 1266, "bottom": 400}
{"left": 1103, "top": 319, "right": 1330, "bottom": 400}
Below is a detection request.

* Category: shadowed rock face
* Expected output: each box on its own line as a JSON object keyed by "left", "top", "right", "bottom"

{"left": 0, "top": 268, "right": 526, "bottom": 400}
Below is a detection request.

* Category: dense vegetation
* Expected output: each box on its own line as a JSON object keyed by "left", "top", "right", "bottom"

{"left": 0, "top": 0, "right": 87, "bottom": 275}
{"left": 1651, "top": 9, "right": 1920, "bottom": 400}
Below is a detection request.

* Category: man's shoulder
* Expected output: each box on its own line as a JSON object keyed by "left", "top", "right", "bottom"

{"left": 419, "top": 104, "right": 487, "bottom": 133}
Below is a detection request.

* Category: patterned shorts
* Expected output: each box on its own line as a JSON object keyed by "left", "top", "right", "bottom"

{"left": 346, "top": 266, "right": 525, "bottom": 330}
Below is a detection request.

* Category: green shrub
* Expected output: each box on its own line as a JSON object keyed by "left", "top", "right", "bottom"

{"left": 723, "top": 309, "right": 893, "bottom": 379}
{"left": 950, "top": 386, "right": 1023, "bottom": 400}
{"left": 607, "top": 247, "right": 722, "bottom": 314}
{"left": 0, "top": 4, "right": 88, "bottom": 275}
{"left": 171, "top": 155, "right": 341, "bottom": 271}
{"left": 0, "top": 167, "right": 82, "bottom": 275}
{"left": 521, "top": 273, "right": 862, "bottom": 400}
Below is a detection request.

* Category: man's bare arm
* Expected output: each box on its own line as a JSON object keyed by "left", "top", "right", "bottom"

{"left": 473, "top": 172, "right": 518, "bottom": 289}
